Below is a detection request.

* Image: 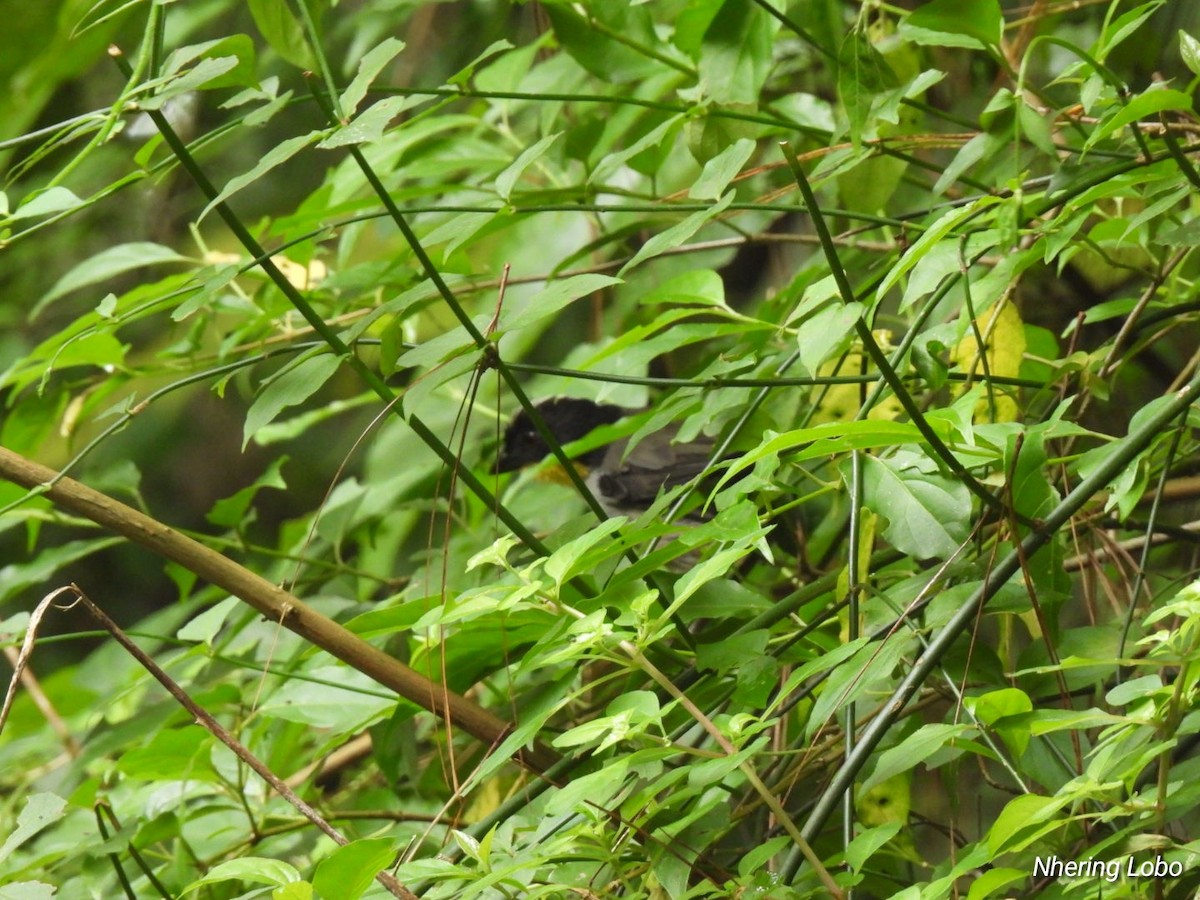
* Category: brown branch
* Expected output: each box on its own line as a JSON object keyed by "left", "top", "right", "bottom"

{"left": 0, "top": 445, "right": 559, "bottom": 773}
{"left": 64, "top": 585, "right": 417, "bottom": 899}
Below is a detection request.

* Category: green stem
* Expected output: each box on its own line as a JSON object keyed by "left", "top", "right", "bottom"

{"left": 780, "top": 141, "right": 1007, "bottom": 519}
{"left": 786, "top": 365, "right": 1200, "bottom": 877}
{"left": 107, "top": 48, "right": 550, "bottom": 559}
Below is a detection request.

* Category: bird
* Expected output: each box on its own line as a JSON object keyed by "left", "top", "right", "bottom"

{"left": 492, "top": 397, "right": 717, "bottom": 518}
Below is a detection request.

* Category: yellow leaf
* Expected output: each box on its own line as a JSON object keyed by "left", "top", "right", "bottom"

{"left": 951, "top": 300, "right": 1026, "bottom": 422}
{"left": 856, "top": 772, "right": 911, "bottom": 826}
{"left": 812, "top": 333, "right": 905, "bottom": 423}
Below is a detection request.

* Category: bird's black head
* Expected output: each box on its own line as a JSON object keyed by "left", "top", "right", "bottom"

{"left": 492, "top": 398, "right": 627, "bottom": 474}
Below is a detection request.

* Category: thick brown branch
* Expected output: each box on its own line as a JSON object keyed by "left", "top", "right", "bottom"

{"left": 0, "top": 445, "right": 558, "bottom": 773}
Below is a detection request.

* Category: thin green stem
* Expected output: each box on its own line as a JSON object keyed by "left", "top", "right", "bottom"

{"left": 780, "top": 141, "right": 1007, "bottom": 519}
{"left": 786, "top": 365, "right": 1200, "bottom": 876}
{"left": 107, "top": 47, "right": 551, "bottom": 560}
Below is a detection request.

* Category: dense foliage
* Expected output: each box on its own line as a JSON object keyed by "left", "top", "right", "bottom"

{"left": 2, "top": 1, "right": 1200, "bottom": 897}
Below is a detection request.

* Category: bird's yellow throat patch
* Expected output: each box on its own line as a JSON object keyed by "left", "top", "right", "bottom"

{"left": 534, "top": 461, "right": 589, "bottom": 486}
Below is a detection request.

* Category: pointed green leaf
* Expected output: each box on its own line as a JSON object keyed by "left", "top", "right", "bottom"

{"left": 247, "top": 0, "right": 314, "bottom": 69}
{"left": 901, "top": 0, "right": 1003, "bottom": 49}
{"left": 1087, "top": 87, "right": 1193, "bottom": 150}
{"left": 859, "top": 454, "right": 971, "bottom": 559}
{"left": 35, "top": 242, "right": 189, "bottom": 317}
{"left": 201, "top": 131, "right": 324, "bottom": 221}
{"left": 0, "top": 794, "right": 67, "bottom": 866}
{"left": 182, "top": 857, "right": 302, "bottom": 893}
{"left": 502, "top": 274, "right": 622, "bottom": 332}
{"left": 698, "top": 0, "right": 775, "bottom": 104}
{"left": 838, "top": 31, "right": 897, "bottom": 145}
{"left": 10, "top": 187, "right": 82, "bottom": 222}
{"left": 619, "top": 191, "right": 734, "bottom": 275}
{"left": 689, "top": 138, "right": 755, "bottom": 200}
{"left": 312, "top": 839, "right": 396, "bottom": 900}
{"left": 243, "top": 353, "right": 341, "bottom": 448}
{"left": 1180, "top": 30, "right": 1200, "bottom": 77}
{"left": 496, "top": 132, "right": 561, "bottom": 200}
{"left": 340, "top": 37, "right": 406, "bottom": 115}
{"left": 875, "top": 197, "right": 1001, "bottom": 301}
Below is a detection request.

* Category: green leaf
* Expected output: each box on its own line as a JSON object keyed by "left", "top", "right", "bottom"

{"left": 900, "top": 239, "right": 960, "bottom": 308}
{"left": 35, "top": 242, "right": 190, "bottom": 317}
{"left": 243, "top": 353, "right": 341, "bottom": 449}
{"left": 838, "top": 153, "right": 907, "bottom": 216}
{"left": 689, "top": 137, "right": 755, "bottom": 200}
{"left": 182, "top": 857, "right": 302, "bottom": 893}
{"left": 157, "top": 34, "right": 259, "bottom": 96}
{"left": 257, "top": 666, "right": 396, "bottom": 729}
{"left": 932, "top": 130, "right": 1002, "bottom": 196}
{"left": 861, "top": 723, "right": 973, "bottom": 793}
{"left": 717, "top": 420, "right": 932, "bottom": 492}
{"left": 140, "top": 57, "right": 239, "bottom": 111}
{"left": 445, "top": 39, "right": 514, "bottom": 87}
{"left": 543, "top": 4, "right": 662, "bottom": 83}
{"left": 859, "top": 453, "right": 971, "bottom": 559}
{"left": 640, "top": 269, "right": 726, "bottom": 307}
{"left": 316, "top": 95, "right": 409, "bottom": 148}
{"left": 0, "top": 880, "right": 57, "bottom": 899}
{"left": 619, "top": 190, "right": 734, "bottom": 275}
{"left": 312, "top": 839, "right": 396, "bottom": 900}
{"left": 0, "top": 793, "right": 66, "bottom": 866}
{"left": 673, "top": 0, "right": 724, "bottom": 56}
{"left": 116, "top": 726, "right": 220, "bottom": 781}
{"left": 207, "top": 456, "right": 289, "bottom": 526}
{"left": 247, "top": 0, "right": 314, "bottom": 69}
{"left": 544, "top": 517, "right": 627, "bottom": 585}
{"left": 9, "top": 187, "right": 82, "bottom": 222}
{"left": 340, "top": 37, "right": 406, "bottom": 116}
{"left": 968, "top": 687, "right": 1033, "bottom": 726}
{"left": 1087, "top": 87, "right": 1194, "bottom": 149}
{"left": 1092, "top": 1, "right": 1166, "bottom": 62}
{"left": 545, "top": 759, "right": 635, "bottom": 816}
{"left": 176, "top": 597, "right": 242, "bottom": 646}
{"left": 37, "top": 331, "right": 129, "bottom": 394}
{"left": 966, "top": 868, "right": 1027, "bottom": 900}
{"left": 844, "top": 823, "right": 902, "bottom": 873}
{"left": 201, "top": 131, "right": 325, "bottom": 221}
{"left": 501, "top": 273, "right": 623, "bottom": 332}
{"left": 1105, "top": 674, "right": 1163, "bottom": 707}
{"left": 495, "top": 132, "right": 561, "bottom": 200}
{"left": 734, "top": 836, "right": 789, "bottom": 877}
{"left": 794, "top": 300, "right": 863, "bottom": 376}
{"left": 987, "top": 793, "right": 1069, "bottom": 853}
{"left": 1005, "top": 430, "right": 1058, "bottom": 522}
{"left": 838, "top": 31, "right": 897, "bottom": 145}
{"left": 901, "top": 0, "right": 1003, "bottom": 49}
{"left": 696, "top": 630, "right": 769, "bottom": 675}
{"left": 590, "top": 114, "right": 685, "bottom": 184}
{"left": 808, "top": 633, "right": 912, "bottom": 738}
{"left": 875, "top": 197, "right": 1001, "bottom": 301}
{"left": 423, "top": 210, "right": 496, "bottom": 260}
{"left": 1180, "top": 30, "right": 1200, "bottom": 77}
{"left": 698, "top": 0, "right": 775, "bottom": 104}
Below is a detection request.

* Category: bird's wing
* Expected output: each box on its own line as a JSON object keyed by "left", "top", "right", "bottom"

{"left": 596, "top": 429, "right": 717, "bottom": 506}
